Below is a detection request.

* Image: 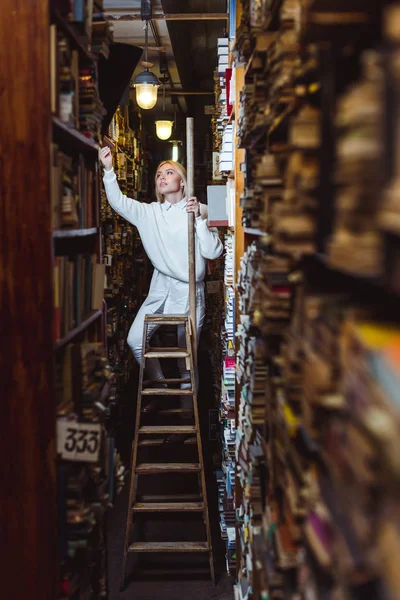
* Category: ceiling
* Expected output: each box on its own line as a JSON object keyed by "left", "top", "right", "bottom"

{"left": 103, "top": 0, "right": 228, "bottom": 118}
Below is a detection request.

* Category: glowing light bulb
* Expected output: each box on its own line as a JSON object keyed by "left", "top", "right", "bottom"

{"left": 172, "top": 144, "right": 179, "bottom": 162}
{"left": 155, "top": 120, "right": 173, "bottom": 140}
{"left": 135, "top": 83, "right": 158, "bottom": 110}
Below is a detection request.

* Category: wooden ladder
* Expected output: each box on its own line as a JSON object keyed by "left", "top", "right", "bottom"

{"left": 120, "top": 313, "right": 215, "bottom": 590}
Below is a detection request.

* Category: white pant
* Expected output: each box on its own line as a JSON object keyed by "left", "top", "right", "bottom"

{"left": 127, "top": 297, "right": 204, "bottom": 408}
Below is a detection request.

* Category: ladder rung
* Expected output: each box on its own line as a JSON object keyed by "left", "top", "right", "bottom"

{"left": 143, "top": 378, "right": 191, "bottom": 386}
{"left": 144, "top": 314, "right": 189, "bottom": 324}
{"left": 144, "top": 348, "right": 190, "bottom": 359}
{"left": 132, "top": 501, "right": 204, "bottom": 512}
{"left": 142, "top": 388, "right": 192, "bottom": 396}
{"left": 138, "top": 494, "right": 201, "bottom": 502}
{"left": 157, "top": 408, "right": 193, "bottom": 416}
{"left": 138, "top": 425, "right": 196, "bottom": 435}
{"left": 138, "top": 568, "right": 210, "bottom": 577}
{"left": 128, "top": 541, "right": 209, "bottom": 553}
{"left": 138, "top": 437, "right": 197, "bottom": 447}
{"left": 136, "top": 463, "right": 200, "bottom": 474}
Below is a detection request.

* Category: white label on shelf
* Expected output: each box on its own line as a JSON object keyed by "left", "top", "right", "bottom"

{"left": 57, "top": 420, "right": 102, "bottom": 463}
{"left": 207, "top": 280, "right": 221, "bottom": 294}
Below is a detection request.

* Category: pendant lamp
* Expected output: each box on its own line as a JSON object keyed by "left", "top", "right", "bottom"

{"left": 155, "top": 120, "right": 174, "bottom": 140}
{"left": 155, "top": 74, "right": 174, "bottom": 140}
{"left": 131, "top": 5, "right": 160, "bottom": 110}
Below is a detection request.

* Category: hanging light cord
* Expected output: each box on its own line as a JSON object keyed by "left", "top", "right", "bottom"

{"left": 144, "top": 19, "right": 149, "bottom": 65}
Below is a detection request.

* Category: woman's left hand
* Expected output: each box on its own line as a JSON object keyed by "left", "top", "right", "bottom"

{"left": 186, "top": 196, "right": 201, "bottom": 218}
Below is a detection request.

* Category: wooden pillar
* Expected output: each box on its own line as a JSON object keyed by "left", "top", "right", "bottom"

{"left": 234, "top": 65, "right": 245, "bottom": 290}
{"left": 0, "top": 1, "right": 57, "bottom": 597}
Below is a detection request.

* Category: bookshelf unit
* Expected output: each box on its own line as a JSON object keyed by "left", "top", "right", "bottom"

{"left": 216, "top": 1, "right": 400, "bottom": 599}
{"left": 50, "top": 1, "right": 114, "bottom": 597}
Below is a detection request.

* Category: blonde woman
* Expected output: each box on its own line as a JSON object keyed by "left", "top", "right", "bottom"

{"left": 99, "top": 147, "right": 223, "bottom": 435}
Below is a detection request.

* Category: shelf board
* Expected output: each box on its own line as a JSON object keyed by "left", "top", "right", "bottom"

{"left": 52, "top": 7, "right": 95, "bottom": 63}
{"left": 55, "top": 309, "right": 103, "bottom": 350}
{"left": 244, "top": 227, "right": 268, "bottom": 236}
{"left": 52, "top": 117, "right": 99, "bottom": 154}
{"left": 306, "top": 253, "right": 400, "bottom": 303}
{"left": 53, "top": 227, "right": 98, "bottom": 239}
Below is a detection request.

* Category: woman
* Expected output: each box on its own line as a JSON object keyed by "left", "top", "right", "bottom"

{"left": 99, "top": 147, "right": 223, "bottom": 425}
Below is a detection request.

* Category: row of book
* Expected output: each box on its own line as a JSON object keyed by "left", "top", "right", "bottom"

{"left": 217, "top": 230, "right": 237, "bottom": 575}
{"left": 58, "top": 462, "right": 108, "bottom": 598}
{"left": 50, "top": 24, "right": 106, "bottom": 142}
{"left": 55, "top": 341, "right": 109, "bottom": 416}
{"left": 204, "top": 228, "right": 226, "bottom": 412}
{"left": 51, "top": 144, "right": 99, "bottom": 230}
{"left": 54, "top": 254, "right": 105, "bottom": 340}
{"left": 91, "top": 20, "right": 113, "bottom": 60}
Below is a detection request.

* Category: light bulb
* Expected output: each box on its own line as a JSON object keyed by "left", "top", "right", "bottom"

{"left": 172, "top": 144, "right": 179, "bottom": 162}
{"left": 135, "top": 83, "right": 158, "bottom": 110}
{"left": 155, "top": 120, "right": 173, "bottom": 140}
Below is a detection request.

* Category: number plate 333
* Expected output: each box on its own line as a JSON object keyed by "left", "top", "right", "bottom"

{"left": 57, "top": 420, "right": 102, "bottom": 463}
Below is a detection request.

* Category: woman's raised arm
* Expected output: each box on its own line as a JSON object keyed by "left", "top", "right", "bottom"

{"left": 99, "top": 147, "right": 147, "bottom": 226}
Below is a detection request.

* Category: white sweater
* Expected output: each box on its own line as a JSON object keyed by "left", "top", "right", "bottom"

{"left": 103, "top": 168, "right": 223, "bottom": 314}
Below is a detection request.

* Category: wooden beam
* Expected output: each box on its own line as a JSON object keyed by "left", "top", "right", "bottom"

{"left": 0, "top": 0, "right": 57, "bottom": 597}
{"left": 105, "top": 12, "right": 228, "bottom": 21}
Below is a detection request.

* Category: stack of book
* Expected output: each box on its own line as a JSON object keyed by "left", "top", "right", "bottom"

{"left": 56, "top": 34, "right": 79, "bottom": 127}
{"left": 91, "top": 20, "right": 113, "bottom": 59}
{"left": 220, "top": 123, "right": 235, "bottom": 173}
{"left": 79, "top": 62, "right": 106, "bottom": 141}
{"left": 57, "top": 342, "right": 110, "bottom": 418}
{"left": 220, "top": 418, "right": 237, "bottom": 575}
{"left": 328, "top": 49, "right": 383, "bottom": 276}
{"left": 50, "top": 145, "right": 98, "bottom": 229}
{"left": 53, "top": 254, "right": 105, "bottom": 340}
{"left": 217, "top": 227, "right": 238, "bottom": 575}
{"left": 218, "top": 37, "right": 229, "bottom": 75}
{"left": 204, "top": 229, "right": 226, "bottom": 409}
{"left": 58, "top": 463, "right": 108, "bottom": 599}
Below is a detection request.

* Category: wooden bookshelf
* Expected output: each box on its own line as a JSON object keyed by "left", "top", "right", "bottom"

{"left": 223, "top": 2, "right": 400, "bottom": 599}
{"left": 1, "top": 1, "right": 57, "bottom": 597}
{"left": 52, "top": 117, "right": 98, "bottom": 154}
{"left": 48, "top": 4, "right": 114, "bottom": 596}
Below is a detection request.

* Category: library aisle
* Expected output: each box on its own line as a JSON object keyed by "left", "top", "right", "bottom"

{"left": 4, "top": 1, "right": 400, "bottom": 600}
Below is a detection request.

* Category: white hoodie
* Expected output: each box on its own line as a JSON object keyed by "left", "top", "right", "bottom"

{"left": 103, "top": 167, "right": 223, "bottom": 316}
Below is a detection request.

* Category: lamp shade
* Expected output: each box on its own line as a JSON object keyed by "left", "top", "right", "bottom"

{"left": 155, "top": 120, "right": 174, "bottom": 140}
{"left": 132, "top": 69, "right": 160, "bottom": 110}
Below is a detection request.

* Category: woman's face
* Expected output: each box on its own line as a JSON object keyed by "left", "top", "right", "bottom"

{"left": 156, "top": 163, "right": 183, "bottom": 195}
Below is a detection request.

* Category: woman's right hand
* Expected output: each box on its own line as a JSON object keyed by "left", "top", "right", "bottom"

{"left": 99, "top": 146, "right": 113, "bottom": 171}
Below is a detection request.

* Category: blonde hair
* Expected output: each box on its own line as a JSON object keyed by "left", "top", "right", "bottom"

{"left": 155, "top": 160, "right": 187, "bottom": 203}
